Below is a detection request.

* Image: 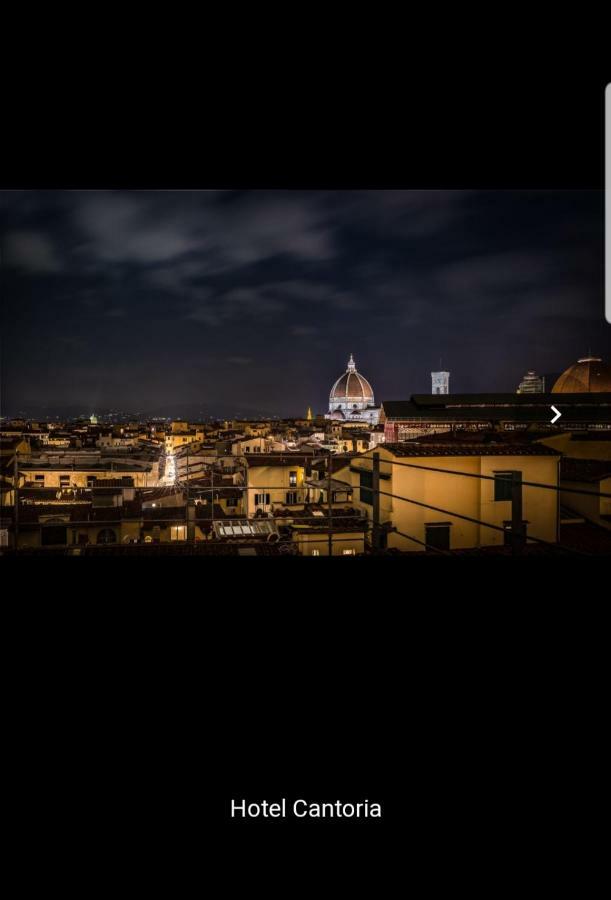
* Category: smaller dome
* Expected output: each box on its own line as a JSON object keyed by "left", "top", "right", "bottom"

{"left": 552, "top": 356, "right": 611, "bottom": 393}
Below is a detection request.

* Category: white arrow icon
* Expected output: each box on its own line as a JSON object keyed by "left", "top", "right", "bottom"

{"left": 550, "top": 405, "right": 562, "bottom": 424}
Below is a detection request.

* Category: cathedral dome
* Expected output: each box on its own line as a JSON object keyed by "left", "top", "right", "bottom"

{"left": 329, "top": 355, "right": 374, "bottom": 407}
{"left": 552, "top": 356, "right": 611, "bottom": 393}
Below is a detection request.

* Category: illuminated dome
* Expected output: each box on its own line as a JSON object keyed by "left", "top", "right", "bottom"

{"left": 552, "top": 356, "right": 611, "bottom": 393}
{"left": 329, "top": 355, "right": 374, "bottom": 412}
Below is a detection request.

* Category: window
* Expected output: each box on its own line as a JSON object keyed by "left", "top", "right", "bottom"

{"left": 42, "top": 525, "right": 67, "bottom": 546}
{"left": 342, "top": 549, "right": 356, "bottom": 556}
{"left": 170, "top": 525, "right": 186, "bottom": 541}
{"left": 226, "top": 497, "right": 238, "bottom": 508}
{"left": 254, "top": 493, "right": 270, "bottom": 506}
{"left": 286, "top": 491, "right": 298, "bottom": 505}
{"left": 425, "top": 523, "right": 450, "bottom": 551}
{"left": 97, "top": 528, "right": 117, "bottom": 544}
{"left": 359, "top": 470, "right": 373, "bottom": 505}
{"left": 494, "top": 472, "right": 516, "bottom": 502}
{"left": 289, "top": 471, "right": 297, "bottom": 487}
{"left": 332, "top": 490, "right": 351, "bottom": 503}
{"left": 311, "top": 549, "right": 320, "bottom": 556}
{"left": 87, "top": 476, "right": 97, "bottom": 487}
{"left": 59, "top": 476, "right": 70, "bottom": 486}
{"left": 35, "top": 475, "right": 45, "bottom": 483}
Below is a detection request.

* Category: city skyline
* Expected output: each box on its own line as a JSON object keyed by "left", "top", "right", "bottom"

{"left": 2, "top": 189, "right": 609, "bottom": 417}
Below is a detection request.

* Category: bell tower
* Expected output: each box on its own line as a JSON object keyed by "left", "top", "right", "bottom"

{"left": 431, "top": 370, "right": 450, "bottom": 395}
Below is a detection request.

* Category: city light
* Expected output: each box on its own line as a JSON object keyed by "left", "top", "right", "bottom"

{"left": 164, "top": 452, "right": 176, "bottom": 484}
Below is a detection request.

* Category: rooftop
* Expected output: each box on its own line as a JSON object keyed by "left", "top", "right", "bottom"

{"left": 382, "top": 395, "right": 611, "bottom": 423}
{"left": 380, "top": 442, "right": 561, "bottom": 457}
{"left": 245, "top": 454, "right": 319, "bottom": 468}
{"left": 560, "top": 458, "right": 611, "bottom": 483}
{"left": 273, "top": 504, "right": 366, "bottom": 532}
{"left": 20, "top": 462, "right": 153, "bottom": 472}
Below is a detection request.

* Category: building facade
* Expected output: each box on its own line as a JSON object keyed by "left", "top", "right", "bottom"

{"left": 338, "top": 443, "right": 560, "bottom": 552}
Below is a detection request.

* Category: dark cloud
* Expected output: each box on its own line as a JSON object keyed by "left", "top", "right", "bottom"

{"left": 4, "top": 230, "right": 63, "bottom": 273}
{"left": 74, "top": 193, "right": 201, "bottom": 263}
{"left": 291, "top": 325, "right": 319, "bottom": 337}
{"left": 1, "top": 189, "right": 608, "bottom": 416}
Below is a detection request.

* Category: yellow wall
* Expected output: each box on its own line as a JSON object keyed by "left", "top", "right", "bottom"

{"left": 349, "top": 449, "right": 559, "bottom": 552}
{"left": 235, "top": 437, "right": 271, "bottom": 454}
{"left": 217, "top": 495, "right": 244, "bottom": 515}
{"left": 165, "top": 433, "right": 200, "bottom": 453}
{"left": 479, "top": 456, "right": 558, "bottom": 546}
{"left": 292, "top": 531, "right": 364, "bottom": 556}
{"left": 246, "top": 465, "right": 306, "bottom": 516}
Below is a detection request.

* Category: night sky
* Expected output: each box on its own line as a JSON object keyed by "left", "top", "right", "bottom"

{"left": 1, "top": 189, "right": 609, "bottom": 418}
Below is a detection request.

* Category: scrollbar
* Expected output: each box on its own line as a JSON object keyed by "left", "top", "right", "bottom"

{"left": 606, "top": 83, "right": 610, "bottom": 323}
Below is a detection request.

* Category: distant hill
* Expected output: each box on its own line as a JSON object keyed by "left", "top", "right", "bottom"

{"left": 2, "top": 401, "right": 283, "bottom": 421}
{"left": 142, "top": 401, "right": 279, "bottom": 420}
